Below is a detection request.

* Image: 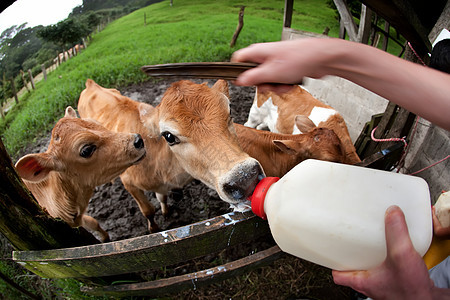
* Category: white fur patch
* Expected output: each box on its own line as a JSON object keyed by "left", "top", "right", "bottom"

{"left": 308, "top": 107, "right": 336, "bottom": 126}
{"left": 159, "top": 121, "right": 180, "bottom": 136}
{"left": 245, "top": 96, "right": 279, "bottom": 132}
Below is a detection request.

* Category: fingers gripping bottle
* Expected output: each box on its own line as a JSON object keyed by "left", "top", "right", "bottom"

{"left": 248, "top": 159, "right": 433, "bottom": 271}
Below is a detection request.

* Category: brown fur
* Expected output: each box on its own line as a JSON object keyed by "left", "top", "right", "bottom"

{"left": 256, "top": 86, "right": 361, "bottom": 164}
{"left": 235, "top": 123, "right": 346, "bottom": 178}
{"left": 78, "top": 79, "right": 263, "bottom": 225}
{"left": 15, "top": 107, "right": 145, "bottom": 242}
{"left": 78, "top": 79, "right": 191, "bottom": 233}
{"left": 139, "top": 80, "right": 263, "bottom": 208}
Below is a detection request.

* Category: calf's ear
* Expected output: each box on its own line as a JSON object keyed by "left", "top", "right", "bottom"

{"left": 65, "top": 106, "right": 78, "bottom": 118}
{"left": 15, "top": 153, "right": 56, "bottom": 182}
{"left": 295, "top": 115, "right": 316, "bottom": 133}
{"left": 212, "top": 79, "right": 230, "bottom": 98}
{"left": 138, "top": 102, "right": 159, "bottom": 137}
{"left": 273, "top": 140, "right": 297, "bottom": 155}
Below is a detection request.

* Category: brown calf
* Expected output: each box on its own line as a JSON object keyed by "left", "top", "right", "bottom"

{"left": 245, "top": 85, "right": 361, "bottom": 164}
{"left": 78, "top": 79, "right": 264, "bottom": 226}
{"left": 235, "top": 119, "right": 346, "bottom": 177}
{"left": 146, "top": 80, "right": 264, "bottom": 210}
{"left": 78, "top": 80, "right": 192, "bottom": 233}
{"left": 15, "top": 107, "right": 146, "bottom": 242}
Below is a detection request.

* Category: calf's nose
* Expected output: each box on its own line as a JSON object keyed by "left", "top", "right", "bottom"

{"left": 223, "top": 163, "right": 265, "bottom": 201}
{"left": 133, "top": 134, "right": 144, "bottom": 149}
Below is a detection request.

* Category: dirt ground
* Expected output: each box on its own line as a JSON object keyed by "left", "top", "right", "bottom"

{"left": 13, "top": 78, "right": 354, "bottom": 299}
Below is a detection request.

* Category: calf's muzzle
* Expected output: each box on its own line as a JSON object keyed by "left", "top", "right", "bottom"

{"left": 222, "top": 160, "right": 265, "bottom": 202}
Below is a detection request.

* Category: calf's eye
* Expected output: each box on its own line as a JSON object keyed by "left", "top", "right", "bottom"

{"left": 161, "top": 131, "right": 180, "bottom": 146}
{"left": 80, "top": 144, "right": 97, "bottom": 158}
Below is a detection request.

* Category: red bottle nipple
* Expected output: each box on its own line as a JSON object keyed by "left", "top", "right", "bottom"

{"left": 248, "top": 177, "right": 279, "bottom": 220}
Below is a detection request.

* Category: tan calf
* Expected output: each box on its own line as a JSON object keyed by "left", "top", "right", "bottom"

{"left": 78, "top": 79, "right": 192, "bottom": 233}
{"left": 144, "top": 80, "right": 264, "bottom": 210}
{"left": 15, "top": 107, "right": 146, "bottom": 242}
{"left": 79, "top": 79, "right": 264, "bottom": 224}
{"left": 245, "top": 85, "right": 361, "bottom": 164}
{"left": 235, "top": 118, "right": 346, "bottom": 177}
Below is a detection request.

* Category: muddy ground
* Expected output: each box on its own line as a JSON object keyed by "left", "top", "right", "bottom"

{"left": 13, "top": 78, "right": 353, "bottom": 299}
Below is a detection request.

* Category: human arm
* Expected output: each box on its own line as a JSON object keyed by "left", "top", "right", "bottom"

{"left": 231, "top": 38, "right": 450, "bottom": 131}
{"left": 331, "top": 205, "right": 450, "bottom": 299}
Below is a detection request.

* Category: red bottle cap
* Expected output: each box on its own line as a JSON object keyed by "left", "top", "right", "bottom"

{"left": 248, "top": 177, "right": 279, "bottom": 220}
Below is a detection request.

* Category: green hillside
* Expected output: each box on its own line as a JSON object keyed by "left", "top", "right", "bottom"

{"left": 0, "top": 0, "right": 339, "bottom": 156}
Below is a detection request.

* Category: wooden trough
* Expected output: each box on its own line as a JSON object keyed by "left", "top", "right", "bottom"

{"left": 1, "top": 62, "right": 413, "bottom": 297}
{"left": 14, "top": 210, "right": 281, "bottom": 297}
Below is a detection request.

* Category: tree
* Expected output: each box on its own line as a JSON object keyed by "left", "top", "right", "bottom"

{"left": 0, "top": 25, "right": 44, "bottom": 79}
{"left": 84, "top": 11, "right": 102, "bottom": 32}
{"left": 38, "top": 18, "right": 90, "bottom": 50}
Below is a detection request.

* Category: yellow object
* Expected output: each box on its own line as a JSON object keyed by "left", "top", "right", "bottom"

{"left": 424, "top": 236, "right": 450, "bottom": 269}
{"left": 424, "top": 192, "right": 450, "bottom": 269}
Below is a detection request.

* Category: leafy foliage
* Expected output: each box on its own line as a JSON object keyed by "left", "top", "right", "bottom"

{"left": 0, "top": 25, "right": 47, "bottom": 78}
{"left": 37, "top": 19, "right": 90, "bottom": 49}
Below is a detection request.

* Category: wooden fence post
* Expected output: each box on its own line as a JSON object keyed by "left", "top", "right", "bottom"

{"left": 357, "top": 5, "right": 372, "bottom": 44}
{"left": 27, "top": 69, "right": 35, "bottom": 90}
{"left": 382, "top": 21, "right": 390, "bottom": 51}
{"left": 283, "top": 0, "right": 293, "bottom": 28}
{"left": 20, "top": 70, "right": 30, "bottom": 93}
{"left": 41, "top": 64, "right": 47, "bottom": 81}
{"left": 230, "top": 6, "right": 245, "bottom": 47}
{"left": 0, "top": 137, "right": 99, "bottom": 251}
{"left": 10, "top": 79, "right": 18, "bottom": 104}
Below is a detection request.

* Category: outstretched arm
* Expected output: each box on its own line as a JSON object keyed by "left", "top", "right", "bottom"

{"left": 231, "top": 38, "right": 450, "bottom": 131}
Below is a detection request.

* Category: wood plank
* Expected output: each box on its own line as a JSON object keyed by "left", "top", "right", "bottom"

{"left": 13, "top": 211, "right": 270, "bottom": 279}
{"left": 357, "top": 5, "right": 373, "bottom": 44}
{"left": 283, "top": 0, "right": 294, "bottom": 28}
{"left": 362, "top": 0, "right": 434, "bottom": 56}
{"left": 354, "top": 113, "right": 383, "bottom": 158}
{"left": 333, "top": 0, "right": 358, "bottom": 41}
{"left": 355, "top": 142, "right": 404, "bottom": 169}
{"left": 81, "top": 246, "right": 284, "bottom": 297}
{"left": 363, "top": 102, "right": 397, "bottom": 157}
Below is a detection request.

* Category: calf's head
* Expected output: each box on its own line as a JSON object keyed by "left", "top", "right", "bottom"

{"left": 141, "top": 80, "right": 264, "bottom": 208}
{"left": 15, "top": 107, "right": 146, "bottom": 187}
{"left": 273, "top": 115, "right": 346, "bottom": 163}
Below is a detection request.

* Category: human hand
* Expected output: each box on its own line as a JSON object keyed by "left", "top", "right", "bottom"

{"left": 332, "top": 205, "right": 436, "bottom": 299}
{"left": 231, "top": 38, "right": 341, "bottom": 93}
{"left": 432, "top": 206, "right": 450, "bottom": 239}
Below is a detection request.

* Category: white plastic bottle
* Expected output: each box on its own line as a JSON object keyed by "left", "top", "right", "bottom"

{"left": 249, "top": 159, "right": 433, "bottom": 271}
